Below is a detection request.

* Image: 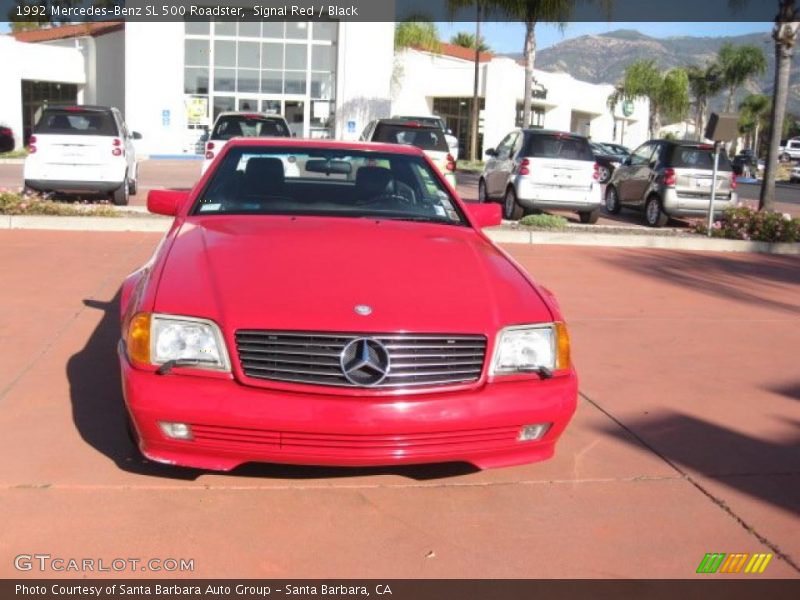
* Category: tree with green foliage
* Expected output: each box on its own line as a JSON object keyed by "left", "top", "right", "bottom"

{"left": 738, "top": 93, "right": 771, "bottom": 153}
{"left": 757, "top": 0, "right": 799, "bottom": 211}
{"left": 610, "top": 60, "right": 690, "bottom": 139}
{"left": 717, "top": 43, "right": 768, "bottom": 112}
{"left": 394, "top": 19, "right": 441, "bottom": 52}
{"left": 686, "top": 63, "right": 723, "bottom": 141}
{"left": 450, "top": 31, "right": 490, "bottom": 53}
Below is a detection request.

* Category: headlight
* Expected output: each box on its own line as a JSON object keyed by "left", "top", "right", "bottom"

{"left": 126, "top": 313, "right": 230, "bottom": 371}
{"left": 490, "top": 323, "right": 570, "bottom": 375}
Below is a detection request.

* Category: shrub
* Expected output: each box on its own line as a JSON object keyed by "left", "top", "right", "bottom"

{"left": 519, "top": 213, "right": 569, "bottom": 230}
{"left": 0, "top": 190, "right": 119, "bottom": 217}
{"left": 695, "top": 205, "right": 799, "bottom": 243}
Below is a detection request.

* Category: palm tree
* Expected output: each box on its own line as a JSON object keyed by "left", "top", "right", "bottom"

{"left": 686, "top": 64, "right": 723, "bottom": 141}
{"left": 739, "top": 94, "right": 771, "bottom": 153}
{"left": 717, "top": 43, "right": 768, "bottom": 112}
{"left": 759, "top": 0, "right": 799, "bottom": 211}
{"left": 611, "top": 60, "right": 691, "bottom": 139}
{"left": 451, "top": 31, "right": 490, "bottom": 52}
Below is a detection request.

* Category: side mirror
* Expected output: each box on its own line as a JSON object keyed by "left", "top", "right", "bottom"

{"left": 447, "top": 128, "right": 454, "bottom": 135}
{"left": 147, "top": 189, "right": 189, "bottom": 216}
{"left": 485, "top": 148, "right": 497, "bottom": 158}
{"left": 467, "top": 202, "right": 502, "bottom": 228}
{"left": 132, "top": 131, "right": 143, "bottom": 140}
{"left": 622, "top": 156, "right": 632, "bottom": 166}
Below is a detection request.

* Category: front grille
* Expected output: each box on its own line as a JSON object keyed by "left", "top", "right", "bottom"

{"left": 235, "top": 330, "right": 487, "bottom": 389}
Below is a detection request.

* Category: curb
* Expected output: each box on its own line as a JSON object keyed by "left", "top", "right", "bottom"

{"left": 485, "top": 228, "right": 800, "bottom": 255}
{"left": 1, "top": 216, "right": 798, "bottom": 255}
{"left": 1, "top": 215, "right": 170, "bottom": 232}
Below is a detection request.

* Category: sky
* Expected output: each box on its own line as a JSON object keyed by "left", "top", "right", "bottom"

{"left": 435, "top": 21, "right": 773, "bottom": 54}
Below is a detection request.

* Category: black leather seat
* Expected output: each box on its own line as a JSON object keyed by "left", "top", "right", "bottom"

{"left": 354, "top": 166, "right": 393, "bottom": 202}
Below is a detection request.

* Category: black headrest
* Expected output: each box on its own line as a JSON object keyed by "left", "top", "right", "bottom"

{"left": 355, "top": 166, "right": 392, "bottom": 196}
{"left": 50, "top": 115, "right": 71, "bottom": 129}
{"left": 243, "top": 157, "right": 285, "bottom": 195}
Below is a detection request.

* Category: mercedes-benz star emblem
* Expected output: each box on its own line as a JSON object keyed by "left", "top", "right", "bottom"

{"left": 354, "top": 304, "right": 372, "bottom": 316}
{"left": 340, "top": 338, "right": 390, "bottom": 386}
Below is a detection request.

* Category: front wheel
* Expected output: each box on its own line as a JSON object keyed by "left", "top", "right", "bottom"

{"left": 503, "top": 187, "right": 524, "bottom": 220}
{"left": 645, "top": 195, "right": 668, "bottom": 228}
{"left": 579, "top": 209, "right": 600, "bottom": 224}
{"left": 478, "top": 178, "right": 489, "bottom": 203}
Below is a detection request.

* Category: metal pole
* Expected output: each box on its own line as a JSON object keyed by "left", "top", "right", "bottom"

{"left": 469, "top": 3, "right": 482, "bottom": 162}
{"left": 707, "top": 141, "right": 721, "bottom": 237}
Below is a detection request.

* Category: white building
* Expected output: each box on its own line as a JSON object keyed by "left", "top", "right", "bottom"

{"left": 392, "top": 44, "right": 650, "bottom": 158}
{"left": 1, "top": 24, "right": 649, "bottom": 157}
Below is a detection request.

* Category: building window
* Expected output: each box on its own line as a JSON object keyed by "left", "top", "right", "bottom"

{"left": 185, "top": 20, "right": 338, "bottom": 135}
{"left": 516, "top": 103, "right": 545, "bottom": 128}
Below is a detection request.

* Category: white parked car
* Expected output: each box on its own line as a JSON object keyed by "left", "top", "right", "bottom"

{"left": 361, "top": 118, "right": 457, "bottom": 188}
{"left": 24, "top": 105, "right": 140, "bottom": 205}
{"left": 790, "top": 165, "right": 800, "bottom": 183}
{"left": 201, "top": 112, "right": 292, "bottom": 175}
{"left": 391, "top": 115, "right": 460, "bottom": 161}
{"left": 779, "top": 138, "right": 800, "bottom": 162}
{"left": 479, "top": 129, "right": 602, "bottom": 223}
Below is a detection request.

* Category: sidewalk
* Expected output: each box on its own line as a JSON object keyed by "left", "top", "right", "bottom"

{"left": 0, "top": 230, "right": 797, "bottom": 578}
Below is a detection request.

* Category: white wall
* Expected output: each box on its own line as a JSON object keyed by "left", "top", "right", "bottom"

{"left": 335, "top": 22, "right": 395, "bottom": 140}
{"left": 0, "top": 37, "right": 85, "bottom": 151}
{"left": 124, "top": 22, "right": 187, "bottom": 155}
{"left": 95, "top": 31, "right": 126, "bottom": 115}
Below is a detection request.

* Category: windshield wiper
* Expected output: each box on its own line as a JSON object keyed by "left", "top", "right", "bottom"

{"left": 157, "top": 358, "right": 218, "bottom": 376}
{"left": 375, "top": 215, "right": 459, "bottom": 225}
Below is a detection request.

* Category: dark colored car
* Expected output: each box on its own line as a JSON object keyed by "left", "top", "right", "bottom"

{"left": 0, "top": 125, "right": 15, "bottom": 153}
{"left": 732, "top": 149, "right": 758, "bottom": 177}
{"left": 605, "top": 139, "right": 737, "bottom": 227}
{"left": 590, "top": 142, "right": 626, "bottom": 184}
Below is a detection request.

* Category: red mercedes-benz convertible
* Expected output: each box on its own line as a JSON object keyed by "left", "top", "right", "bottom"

{"left": 119, "top": 138, "right": 577, "bottom": 471}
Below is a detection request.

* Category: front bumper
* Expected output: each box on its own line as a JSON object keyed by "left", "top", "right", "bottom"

{"left": 119, "top": 350, "right": 578, "bottom": 471}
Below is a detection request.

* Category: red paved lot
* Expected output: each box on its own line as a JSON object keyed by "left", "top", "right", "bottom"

{"left": 0, "top": 230, "right": 797, "bottom": 578}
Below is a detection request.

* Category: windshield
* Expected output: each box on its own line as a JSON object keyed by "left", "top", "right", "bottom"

{"left": 193, "top": 146, "right": 467, "bottom": 225}
{"left": 211, "top": 115, "right": 290, "bottom": 140}
{"left": 34, "top": 109, "right": 118, "bottom": 136}
{"left": 372, "top": 124, "right": 449, "bottom": 153}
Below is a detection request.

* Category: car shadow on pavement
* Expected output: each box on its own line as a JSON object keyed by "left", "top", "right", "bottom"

{"left": 607, "top": 251, "right": 800, "bottom": 315}
{"left": 595, "top": 410, "right": 800, "bottom": 515}
{"left": 68, "top": 295, "right": 478, "bottom": 482}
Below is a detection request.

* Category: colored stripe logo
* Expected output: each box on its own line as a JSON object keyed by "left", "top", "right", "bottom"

{"left": 696, "top": 553, "right": 772, "bottom": 574}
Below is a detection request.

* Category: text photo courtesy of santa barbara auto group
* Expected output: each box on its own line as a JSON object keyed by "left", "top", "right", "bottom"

{"left": 0, "top": 0, "right": 798, "bottom": 598}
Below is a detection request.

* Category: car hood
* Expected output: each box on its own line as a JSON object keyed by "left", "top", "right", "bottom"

{"left": 153, "top": 216, "right": 552, "bottom": 335}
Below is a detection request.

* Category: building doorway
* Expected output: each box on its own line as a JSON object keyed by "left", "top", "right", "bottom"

{"left": 432, "top": 97, "right": 485, "bottom": 159}
{"left": 21, "top": 80, "right": 78, "bottom": 145}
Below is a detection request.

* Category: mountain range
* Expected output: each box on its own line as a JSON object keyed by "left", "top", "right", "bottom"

{"left": 510, "top": 29, "right": 800, "bottom": 116}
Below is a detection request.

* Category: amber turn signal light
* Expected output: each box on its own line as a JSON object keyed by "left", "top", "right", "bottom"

{"left": 555, "top": 322, "right": 571, "bottom": 370}
{"left": 127, "top": 312, "right": 151, "bottom": 365}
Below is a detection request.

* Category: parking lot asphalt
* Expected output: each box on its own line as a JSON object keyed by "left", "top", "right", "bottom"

{"left": 2, "top": 160, "right": 799, "bottom": 225}
{"left": 0, "top": 230, "right": 797, "bottom": 578}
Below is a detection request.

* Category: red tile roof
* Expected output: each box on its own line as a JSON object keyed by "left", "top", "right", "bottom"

{"left": 12, "top": 22, "right": 124, "bottom": 43}
{"left": 415, "top": 42, "right": 493, "bottom": 63}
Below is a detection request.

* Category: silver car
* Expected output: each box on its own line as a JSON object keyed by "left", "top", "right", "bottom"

{"left": 605, "top": 140, "right": 737, "bottom": 227}
{"left": 479, "top": 129, "right": 602, "bottom": 223}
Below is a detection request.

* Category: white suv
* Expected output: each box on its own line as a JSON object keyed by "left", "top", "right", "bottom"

{"left": 201, "top": 112, "right": 292, "bottom": 175}
{"left": 24, "top": 105, "right": 140, "bottom": 205}
{"left": 479, "top": 129, "right": 602, "bottom": 223}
